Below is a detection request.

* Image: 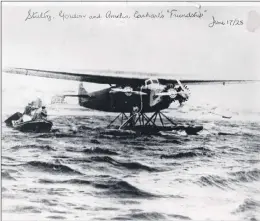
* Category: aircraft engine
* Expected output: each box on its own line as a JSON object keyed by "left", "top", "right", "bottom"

{"left": 174, "top": 84, "right": 190, "bottom": 104}
{"left": 156, "top": 88, "right": 177, "bottom": 98}
{"left": 124, "top": 86, "right": 133, "bottom": 96}
{"left": 168, "top": 88, "right": 177, "bottom": 98}
{"left": 156, "top": 83, "right": 190, "bottom": 105}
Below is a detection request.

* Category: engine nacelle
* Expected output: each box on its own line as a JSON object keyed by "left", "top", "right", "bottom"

{"left": 124, "top": 86, "right": 133, "bottom": 96}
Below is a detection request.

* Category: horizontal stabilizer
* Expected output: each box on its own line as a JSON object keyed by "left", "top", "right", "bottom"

{"left": 63, "top": 94, "right": 90, "bottom": 98}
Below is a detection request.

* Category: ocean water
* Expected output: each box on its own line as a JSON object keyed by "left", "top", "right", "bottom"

{"left": 2, "top": 73, "right": 260, "bottom": 221}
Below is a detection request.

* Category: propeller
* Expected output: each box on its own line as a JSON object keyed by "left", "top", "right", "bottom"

{"left": 156, "top": 88, "right": 177, "bottom": 98}
{"left": 176, "top": 79, "right": 190, "bottom": 100}
{"left": 110, "top": 87, "right": 147, "bottom": 96}
{"left": 156, "top": 80, "right": 190, "bottom": 106}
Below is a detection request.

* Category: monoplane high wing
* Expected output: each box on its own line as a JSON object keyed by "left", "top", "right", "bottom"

{"left": 3, "top": 67, "right": 255, "bottom": 86}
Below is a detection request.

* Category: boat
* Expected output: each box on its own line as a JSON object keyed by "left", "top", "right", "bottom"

{"left": 4, "top": 112, "right": 53, "bottom": 133}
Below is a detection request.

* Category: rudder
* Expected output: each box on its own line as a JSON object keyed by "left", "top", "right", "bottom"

{"left": 78, "top": 83, "right": 89, "bottom": 106}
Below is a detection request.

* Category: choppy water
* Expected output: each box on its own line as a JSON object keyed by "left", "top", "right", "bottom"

{"left": 2, "top": 73, "right": 260, "bottom": 221}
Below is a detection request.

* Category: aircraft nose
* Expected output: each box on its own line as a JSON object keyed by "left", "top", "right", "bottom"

{"left": 184, "top": 92, "right": 189, "bottom": 99}
{"left": 177, "top": 90, "right": 190, "bottom": 103}
{"left": 180, "top": 85, "right": 190, "bottom": 100}
{"left": 179, "top": 91, "right": 188, "bottom": 98}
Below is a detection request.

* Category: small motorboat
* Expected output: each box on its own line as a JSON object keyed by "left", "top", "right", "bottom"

{"left": 4, "top": 112, "right": 53, "bottom": 133}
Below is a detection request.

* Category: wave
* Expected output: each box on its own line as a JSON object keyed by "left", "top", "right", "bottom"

{"left": 191, "top": 147, "right": 211, "bottom": 152}
{"left": 40, "top": 199, "right": 58, "bottom": 207}
{"left": 39, "top": 177, "right": 156, "bottom": 198}
{"left": 39, "top": 178, "right": 91, "bottom": 185}
{"left": 235, "top": 198, "right": 260, "bottom": 213}
{"left": 160, "top": 138, "right": 182, "bottom": 144}
{"left": 161, "top": 145, "right": 214, "bottom": 159}
{"left": 100, "top": 180, "right": 157, "bottom": 198}
{"left": 218, "top": 132, "right": 239, "bottom": 136}
{"left": 229, "top": 169, "right": 260, "bottom": 183}
{"left": 198, "top": 175, "right": 232, "bottom": 189}
{"left": 11, "top": 144, "right": 56, "bottom": 151}
{"left": 1, "top": 156, "right": 16, "bottom": 162}
{"left": 168, "top": 214, "right": 191, "bottom": 220}
{"left": 7, "top": 205, "right": 42, "bottom": 214}
{"left": 161, "top": 152, "right": 197, "bottom": 159}
{"left": 197, "top": 169, "right": 260, "bottom": 189}
{"left": 65, "top": 147, "right": 119, "bottom": 156}
{"left": 90, "top": 139, "right": 101, "bottom": 144}
{"left": 114, "top": 212, "right": 166, "bottom": 220}
{"left": 46, "top": 216, "right": 66, "bottom": 220}
{"left": 90, "top": 156, "right": 158, "bottom": 172}
{"left": 161, "top": 148, "right": 213, "bottom": 159}
{"left": 26, "top": 161, "right": 82, "bottom": 175}
{"left": 218, "top": 132, "right": 256, "bottom": 138}
{"left": 113, "top": 212, "right": 191, "bottom": 220}
{"left": 2, "top": 171, "right": 16, "bottom": 181}
{"left": 34, "top": 133, "right": 83, "bottom": 138}
{"left": 83, "top": 147, "right": 118, "bottom": 155}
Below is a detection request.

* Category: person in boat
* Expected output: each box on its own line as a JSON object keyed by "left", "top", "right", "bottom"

{"left": 32, "top": 106, "right": 48, "bottom": 121}
{"left": 23, "top": 102, "right": 33, "bottom": 116}
{"left": 16, "top": 102, "right": 34, "bottom": 123}
{"left": 41, "top": 106, "right": 48, "bottom": 120}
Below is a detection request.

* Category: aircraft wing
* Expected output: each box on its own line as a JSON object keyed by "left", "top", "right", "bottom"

{"left": 3, "top": 67, "right": 255, "bottom": 86}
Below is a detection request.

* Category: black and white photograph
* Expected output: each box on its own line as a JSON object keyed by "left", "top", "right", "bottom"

{"left": 2, "top": 2, "right": 260, "bottom": 221}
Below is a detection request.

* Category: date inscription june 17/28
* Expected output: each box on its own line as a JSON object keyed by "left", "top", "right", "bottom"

{"left": 208, "top": 16, "right": 243, "bottom": 28}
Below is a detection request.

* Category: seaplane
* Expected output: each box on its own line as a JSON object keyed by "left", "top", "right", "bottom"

{"left": 3, "top": 67, "right": 254, "bottom": 134}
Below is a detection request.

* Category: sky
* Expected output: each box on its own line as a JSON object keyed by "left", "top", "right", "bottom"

{"left": 2, "top": 2, "right": 260, "bottom": 80}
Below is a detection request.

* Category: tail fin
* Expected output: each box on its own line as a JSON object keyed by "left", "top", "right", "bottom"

{"left": 78, "top": 83, "right": 89, "bottom": 106}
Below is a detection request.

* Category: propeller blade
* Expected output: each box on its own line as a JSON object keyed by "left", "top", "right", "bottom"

{"left": 110, "top": 88, "right": 147, "bottom": 95}
{"left": 132, "top": 91, "right": 147, "bottom": 95}
{"left": 110, "top": 88, "right": 125, "bottom": 93}
{"left": 176, "top": 79, "right": 190, "bottom": 99}
{"left": 176, "top": 79, "right": 187, "bottom": 92}
{"left": 156, "top": 91, "right": 177, "bottom": 98}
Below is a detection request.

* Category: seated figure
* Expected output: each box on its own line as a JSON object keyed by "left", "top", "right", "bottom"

{"left": 16, "top": 102, "right": 33, "bottom": 123}
{"left": 32, "top": 106, "right": 48, "bottom": 121}
{"left": 41, "top": 106, "right": 48, "bottom": 120}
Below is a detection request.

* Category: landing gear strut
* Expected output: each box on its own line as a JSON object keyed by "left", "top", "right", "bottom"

{"left": 107, "top": 111, "right": 203, "bottom": 135}
{"left": 107, "top": 111, "right": 177, "bottom": 129}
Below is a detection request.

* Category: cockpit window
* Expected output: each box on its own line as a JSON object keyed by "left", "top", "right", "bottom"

{"left": 145, "top": 79, "right": 159, "bottom": 86}
{"left": 146, "top": 80, "right": 152, "bottom": 85}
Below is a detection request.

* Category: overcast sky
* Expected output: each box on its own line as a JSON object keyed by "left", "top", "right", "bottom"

{"left": 2, "top": 2, "right": 260, "bottom": 80}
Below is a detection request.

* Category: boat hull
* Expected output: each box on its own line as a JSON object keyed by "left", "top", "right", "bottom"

{"left": 13, "top": 120, "right": 53, "bottom": 133}
{"left": 5, "top": 112, "right": 53, "bottom": 133}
